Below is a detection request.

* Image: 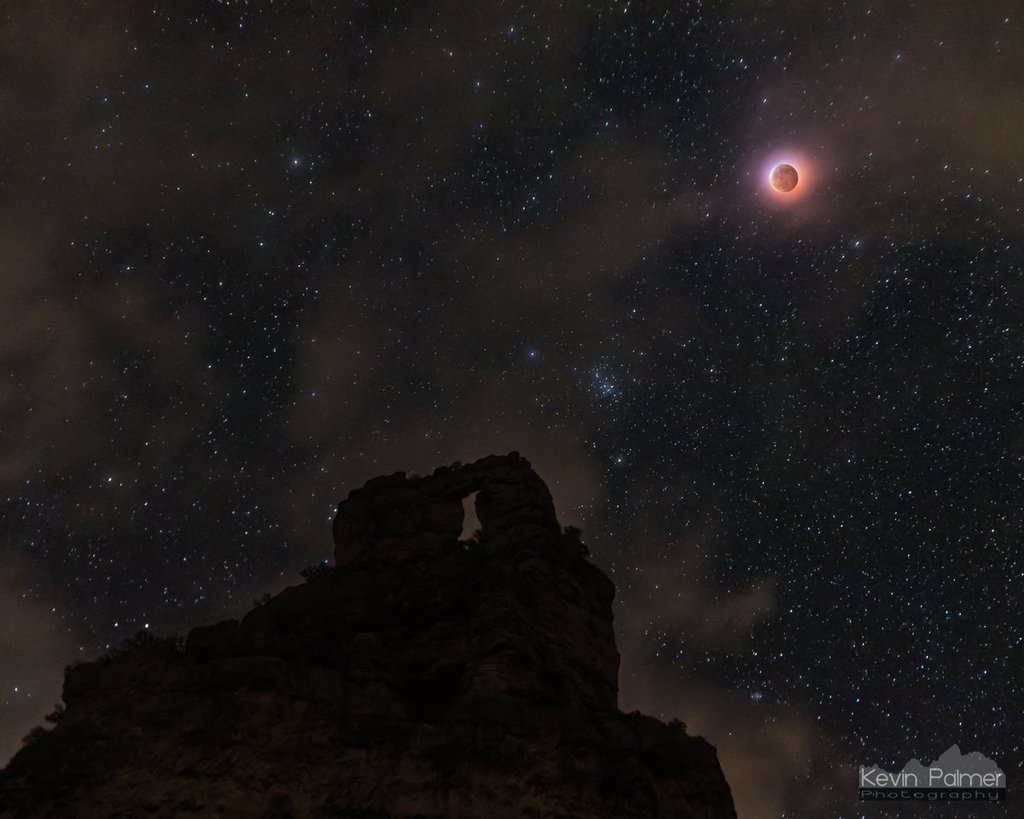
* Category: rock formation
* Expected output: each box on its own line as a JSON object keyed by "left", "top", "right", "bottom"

{"left": 0, "top": 453, "right": 736, "bottom": 819}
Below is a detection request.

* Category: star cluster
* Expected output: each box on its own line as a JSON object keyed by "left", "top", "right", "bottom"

{"left": 1, "top": 3, "right": 1021, "bottom": 817}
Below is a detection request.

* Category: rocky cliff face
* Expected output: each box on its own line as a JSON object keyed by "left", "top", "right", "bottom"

{"left": 0, "top": 454, "right": 736, "bottom": 819}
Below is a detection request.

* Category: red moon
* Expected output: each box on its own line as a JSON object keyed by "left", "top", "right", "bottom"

{"left": 770, "top": 163, "right": 799, "bottom": 193}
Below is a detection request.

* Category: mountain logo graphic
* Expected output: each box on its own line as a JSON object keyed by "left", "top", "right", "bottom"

{"left": 858, "top": 745, "right": 1006, "bottom": 802}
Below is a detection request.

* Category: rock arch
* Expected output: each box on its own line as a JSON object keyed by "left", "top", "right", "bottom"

{"left": 332, "top": 453, "right": 560, "bottom": 565}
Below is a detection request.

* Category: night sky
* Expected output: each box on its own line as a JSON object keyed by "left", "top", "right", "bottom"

{"left": 1, "top": 3, "right": 1021, "bottom": 816}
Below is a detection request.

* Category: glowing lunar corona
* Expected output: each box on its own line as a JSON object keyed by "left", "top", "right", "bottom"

{"left": 758, "top": 150, "right": 815, "bottom": 204}
{"left": 770, "top": 162, "right": 799, "bottom": 193}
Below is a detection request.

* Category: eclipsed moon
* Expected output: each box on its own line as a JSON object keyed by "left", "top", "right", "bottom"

{"left": 770, "top": 163, "right": 799, "bottom": 193}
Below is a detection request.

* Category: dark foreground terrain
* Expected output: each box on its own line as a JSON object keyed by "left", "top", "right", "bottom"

{"left": 0, "top": 454, "right": 735, "bottom": 819}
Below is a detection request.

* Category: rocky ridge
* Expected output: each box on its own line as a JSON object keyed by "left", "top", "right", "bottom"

{"left": 0, "top": 453, "right": 736, "bottom": 819}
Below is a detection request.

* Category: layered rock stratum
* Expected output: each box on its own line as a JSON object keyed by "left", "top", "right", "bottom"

{"left": 0, "top": 453, "right": 736, "bottom": 819}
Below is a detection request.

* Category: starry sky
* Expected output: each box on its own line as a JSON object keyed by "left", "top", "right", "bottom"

{"left": 1, "top": 3, "right": 1021, "bottom": 816}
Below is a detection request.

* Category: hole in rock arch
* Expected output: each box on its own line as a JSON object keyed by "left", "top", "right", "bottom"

{"left": 460, "top": 491, "right": 481, "bottom": 541}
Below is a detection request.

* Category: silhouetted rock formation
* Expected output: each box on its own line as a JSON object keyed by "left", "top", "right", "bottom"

{"left": 0, "top": 453, "right": 736, "bottom": 819}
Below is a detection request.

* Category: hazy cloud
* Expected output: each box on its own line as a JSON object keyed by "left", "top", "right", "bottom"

{"left": 0, "top": 554, "right": 77, "bottom": 765}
